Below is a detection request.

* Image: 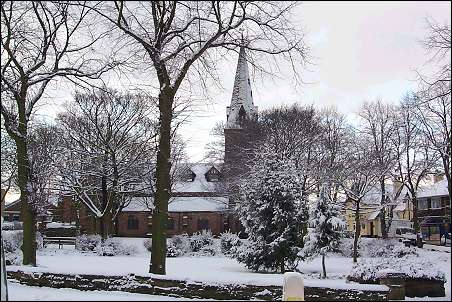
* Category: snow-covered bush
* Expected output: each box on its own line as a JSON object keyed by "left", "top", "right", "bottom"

{"left": 348, "top": 253, "right": 445, "bottom": 282}
{"left": 143, "top": 238, "right": 152, "bottom": 252}
{"left": 96, "top": 238, "right": 138, "bottom": 256}
{"left": 360, "top": 238, "right": 400, "bottom": 258}
{"left": 2, "top": 230, "right": 23, "bottom": 265}
{"left": 166, "top": 234, "right": 190, "bottom": 257}
{"left": 2, "top": 230, "right": 23, "bottom": 254}
{"left": 1, "top": 221, "right": 23, "bottom": 231}
{"left": 339, "top": 238, "right": 403, "bottom": 258}
{"left": 339, "top": 238, "right": 354, "bottom": 257}
{"left": 220, "top": 231, "right": 242, "bottom": 256}
{"left": 189, "top": 230, "right": 214, "bottom": 252}
{"left": 75, "top": 234, "right": 101, "bottom": 251}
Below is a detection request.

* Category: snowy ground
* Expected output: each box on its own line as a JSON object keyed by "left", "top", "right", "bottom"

{"left": 6, "top": 237, "right": 451, "bottom": 301}
{"left": 7, "top": 280, "right": 199, "bottom": 301}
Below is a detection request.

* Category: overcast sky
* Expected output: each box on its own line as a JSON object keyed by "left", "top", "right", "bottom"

{"left": 172, "top": 1, "right": 451, "bottom": 162}
{"left": 34, "top": 1, "right": 451, "bottom": 163}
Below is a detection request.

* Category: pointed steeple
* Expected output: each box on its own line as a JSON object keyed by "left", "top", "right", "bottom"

{"left": 225, "top": 46, "right": 258, "bottom": 129}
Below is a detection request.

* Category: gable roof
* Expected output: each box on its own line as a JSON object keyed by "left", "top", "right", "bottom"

{"left": 417, "top": 179, "right": 449, "bottom": 198}
{"left": 173, "top": 163, "right": 219, "bottom": 193}
{"left": 122, "top": 196, "right": 228, "bottom": 213}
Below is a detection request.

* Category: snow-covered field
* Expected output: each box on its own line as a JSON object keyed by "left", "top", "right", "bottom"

{"left": 6, "top": 237, "right": 451, "bottom": 301}
{"left": 7, "top": 281, "right": 199, "bottom": 301}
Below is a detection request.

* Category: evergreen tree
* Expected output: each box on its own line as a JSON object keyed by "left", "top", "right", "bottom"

{"left": 302, "top": 183, "right": 346, "bottom": 278}
{"left": 235, "top": 149, "right": 308, "bottom": 273}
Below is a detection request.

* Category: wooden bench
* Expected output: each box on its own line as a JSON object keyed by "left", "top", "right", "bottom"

{"left": 43, "top": 236, "right": 76, "bottom": 249}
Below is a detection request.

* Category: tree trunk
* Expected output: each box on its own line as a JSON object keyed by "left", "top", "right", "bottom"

{"left": 150, "top": 89, "right": 173, "bottom": 275}
{"left": 411, "top": 194, "right": 422, "bottom": 246}
{"left": 280, "top": 259, "right": 285, "bottom": 273}
{"left": 16, "top": 136, "right": 37, "bottom": 266}
{"left": 322, "top": 254, "right": 326, "bottom": 279}
{"left": 353, "top": 200, "right": 360, "bottom": 263}
{"left": 380, "top": 179, "right": 388, "bottom": 239}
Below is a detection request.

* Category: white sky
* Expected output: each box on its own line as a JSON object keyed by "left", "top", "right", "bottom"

{"left": 33, "top": 1, "right": 451, "bottom": 163}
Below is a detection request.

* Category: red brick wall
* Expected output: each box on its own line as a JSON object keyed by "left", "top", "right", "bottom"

{"left": 117, "top": 211, "right": 151, "bottom": 237}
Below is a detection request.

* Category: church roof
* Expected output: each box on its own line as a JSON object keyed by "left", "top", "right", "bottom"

{"left": 225, "top": 46, "right": 258, "bottom": 129}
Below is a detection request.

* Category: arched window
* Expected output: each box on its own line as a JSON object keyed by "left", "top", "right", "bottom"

{"left": 197, "top": 218, "right": 209, "bottom": 231}
{"left": 127, "top": 215, "right": 139, "bottom": 230}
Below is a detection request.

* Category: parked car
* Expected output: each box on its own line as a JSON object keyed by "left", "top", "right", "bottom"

{"left": 395, "top": 227, "right": 424, "bottom": 248}
{"left": 440, "top": 233, "right": 451, "bottom": 247}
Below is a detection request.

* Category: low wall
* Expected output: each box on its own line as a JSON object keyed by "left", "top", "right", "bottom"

{"left": 7, "top": 270, "right": 388, "bottom": 301}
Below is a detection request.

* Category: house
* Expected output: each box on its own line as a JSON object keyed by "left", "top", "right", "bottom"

{"left": 2, "top": 193, "right": 58, "bottom": 232}
{"left": 344, "top": 182, "right": 412, "bottom": 238}
{"left": 2, "top": 198, "right": 21, "bottom": 223}
{"left": 417, "top": 177, "right": 450, "bottom": 244}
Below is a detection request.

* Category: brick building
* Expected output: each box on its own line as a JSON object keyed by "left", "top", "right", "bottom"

{"left": 9, "top": 46, "right": 257, "bottom": 238}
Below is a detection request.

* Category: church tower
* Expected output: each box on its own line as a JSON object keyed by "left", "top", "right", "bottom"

{"left": 224, "top": 46, "right": 258, "bottom": 233}
{"left": 224, "top": 46, "right": 258, "bottom": 179}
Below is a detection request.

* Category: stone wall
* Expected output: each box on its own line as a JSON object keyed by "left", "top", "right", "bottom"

{"left": 7, "top": 270, "right": 389, "bottom": 301}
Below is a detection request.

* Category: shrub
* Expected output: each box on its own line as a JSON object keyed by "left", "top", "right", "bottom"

{"left": 95, "top": 238, "right": 138, "bottom": 256}
{"left": 2, "top": 221, "right": 23, "bottom": 231}
{"left": 166, "top": 234, "right": 190, "bottom": 257}
{"left": 348, "top": 253, "right": 445, "bottom": 282}
{"left": 189, "top": 230, "right": 214, "bottom": 252}
{"left": 75, "top": 234, "right": 101, "bottom": 251}
{"left": 2, "top": 230, "right": 23, "bottom": 254}
{"left": 220, "top": 231, "right": 242, "bottom": 256}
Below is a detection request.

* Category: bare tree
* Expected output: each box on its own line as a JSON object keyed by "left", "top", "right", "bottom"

{"left": 358, "top": 99, "right": 398, "bottom": 238}
{"left": 84, "top": 1, "right": 308, "bottom": 274}
{"left": 204, "top": 121, "right": 226, "bottom": 164}
{"left": 393, "top": 93, "right": 439, "bottom": 246}
{"left": 25, "top": 122, "right": 63, "bottom": 226}
{"left": 317, "top": 107, "right": 353, "bottom": 201}
{"left": 414, "top": 88, "right": 451, "bottom": 202}
{"left": 258, "top": 104, "right": 323, "bottom": 196}
{"left": 1, "top": 123, "right": 17, "bottom": 203}
{"left": 338, "top": 135, "right": 382, "bottom": 263}
{"left": 54, "top": 88, "right": 157, "bottom": 239}
{"left": 0, "top": 1, "right": 116, "bottom": 265}
{"left": 417, "top": 17, "right": 451, "bottom": 102}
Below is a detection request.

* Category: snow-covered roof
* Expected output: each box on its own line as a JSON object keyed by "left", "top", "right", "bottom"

{"left": 225, "top": 46, "right": 258, "bottom": 129}
{"left": 367, "top": 208, "right": 381, "bottom": 221}
{"left": 169, "top": 197, "right": 228, "bottom": 212}
{"left": 122, "top": 196, "right": 228, "bottom": 213}
{"left": 417, "top": 179, "right": 448, "bottom": 198}
{"left": 361, "top": 183, "right": 409, "bottom": 206}
{"left": 393, "top": 202, "right": 407, "bottom": 212}
{"left": 173, "top": 163, "right": 218, "bottom": 193}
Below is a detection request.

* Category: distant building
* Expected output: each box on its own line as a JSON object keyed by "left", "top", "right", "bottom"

{"left": 344, "top": 182, "right": 412, "bottom": 238}
{"left": 417, "top": 178, "right": 450, "bottom": 244}
{"left": 13, "top": 47, "right": 258, "bottom": 238}
{"left": 57, "top": 163, "right": 229, "bottom": 237}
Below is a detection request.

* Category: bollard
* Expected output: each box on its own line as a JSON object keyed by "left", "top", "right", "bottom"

{"left": 283, "top": 272, "right": 304, "bottom": 301}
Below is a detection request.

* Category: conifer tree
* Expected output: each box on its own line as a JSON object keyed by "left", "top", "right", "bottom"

{"left": 235, "top": 149, "right": 308, "bottom": 273}
{"left": 302, "top": 183, "right": 346, "bottom": 278}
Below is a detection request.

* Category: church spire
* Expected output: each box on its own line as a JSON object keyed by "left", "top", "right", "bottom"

{"left": 225, "top": 46, "right": 258, "bottom": 129}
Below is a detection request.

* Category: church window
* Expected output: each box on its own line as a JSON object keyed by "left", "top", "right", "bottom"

{"left": 127, "top": 215, "right": 139, "bottom": 230}
{"left": 197, "top": 218, "right": 209, "bottom": 231}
